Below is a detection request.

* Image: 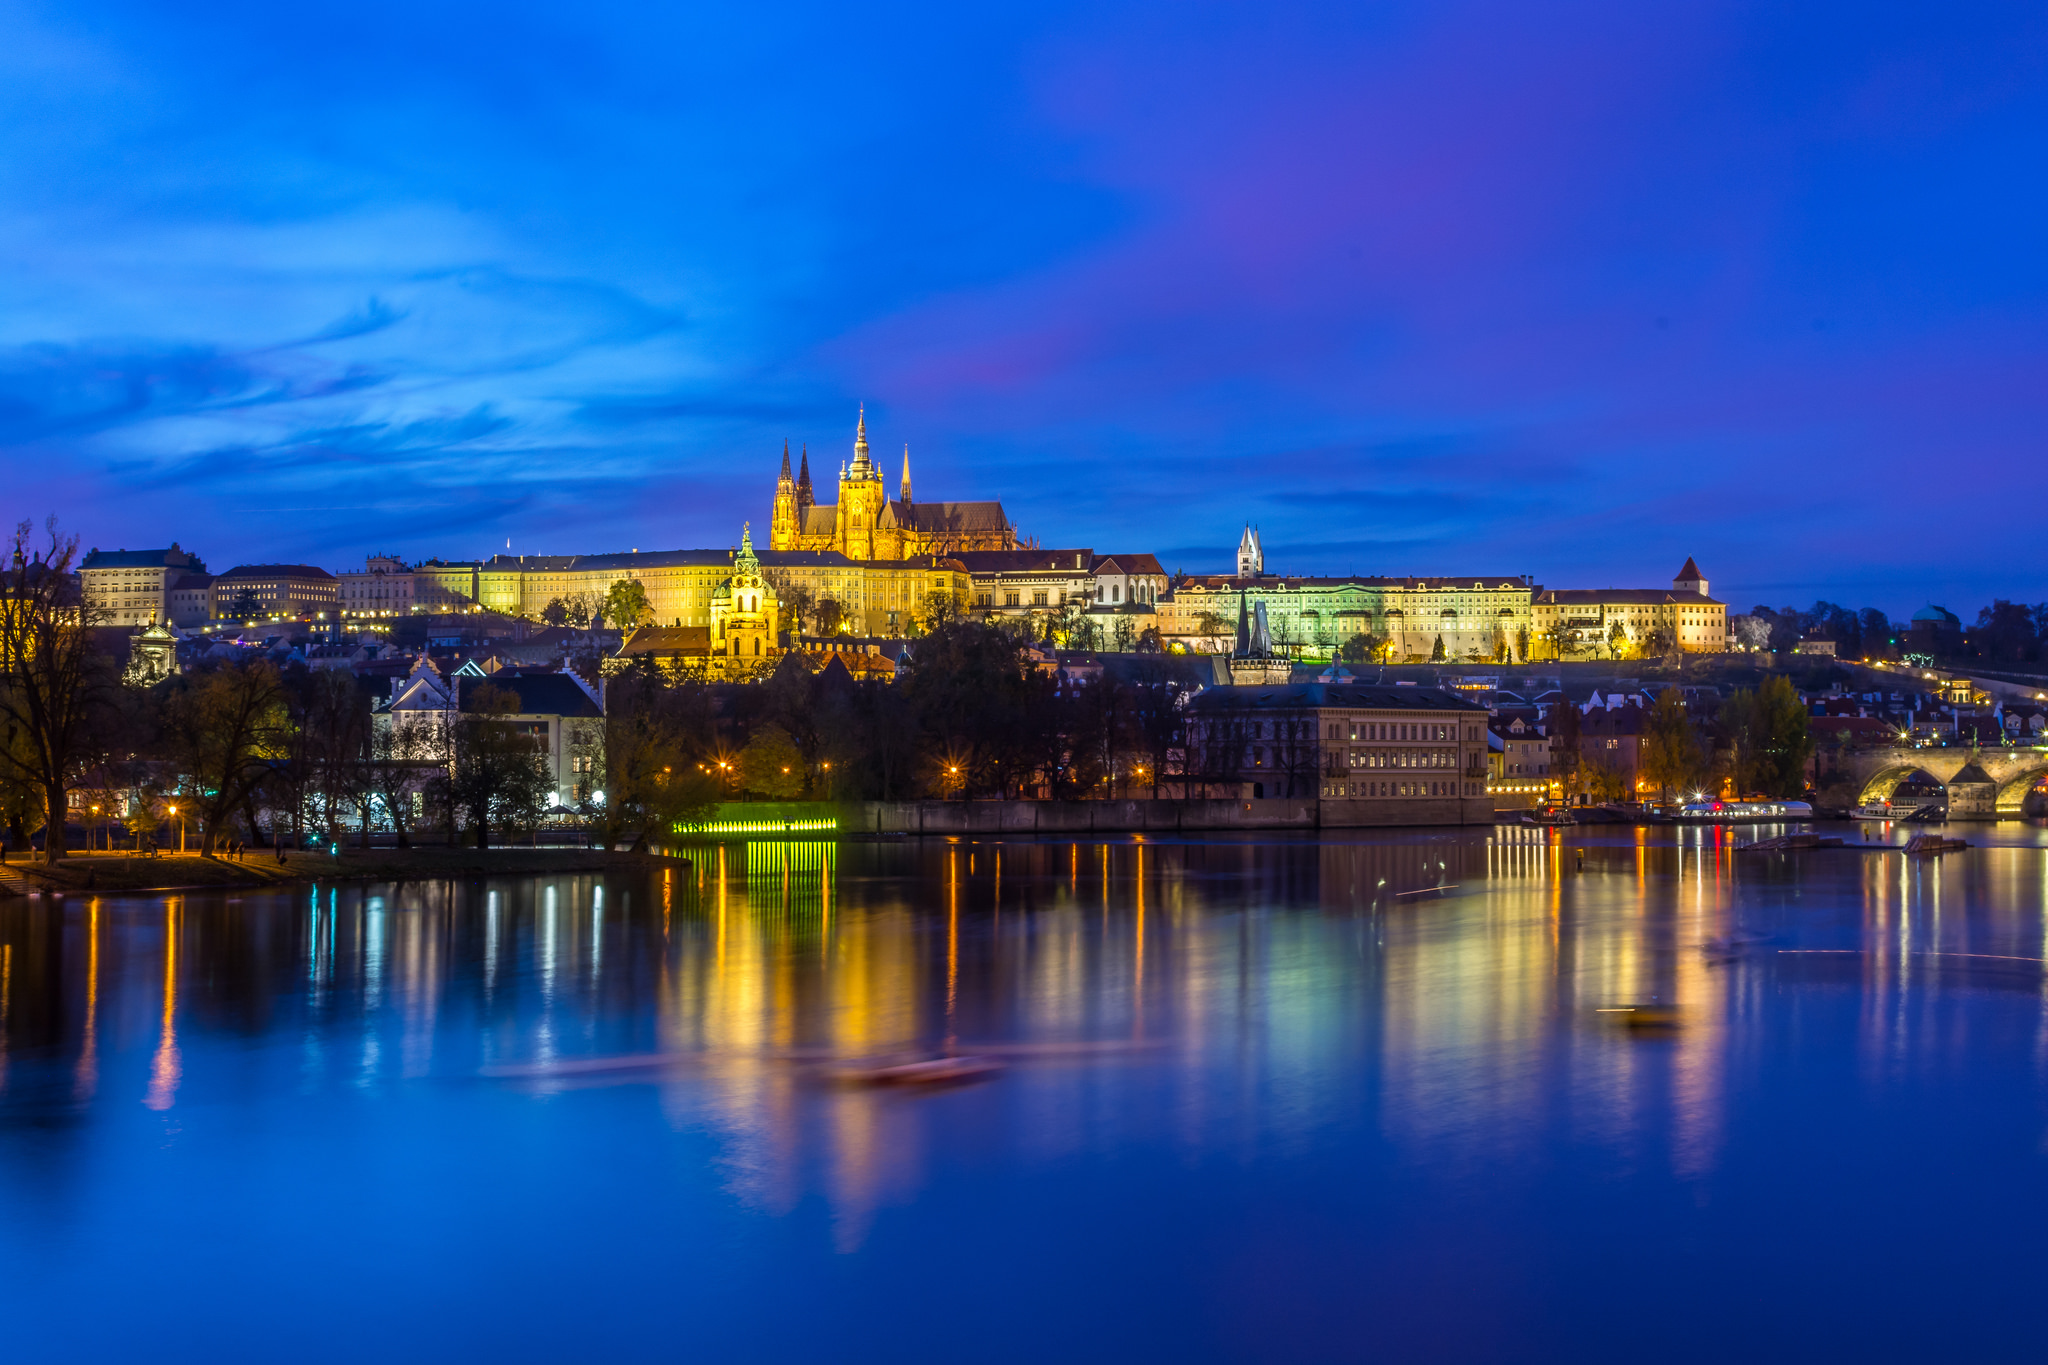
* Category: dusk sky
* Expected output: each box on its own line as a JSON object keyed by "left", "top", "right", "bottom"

{"left": 4, "top": 1, "right": 2044, "bottom": 615}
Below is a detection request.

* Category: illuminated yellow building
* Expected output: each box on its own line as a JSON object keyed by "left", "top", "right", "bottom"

{"left": 417, "top": 533, "right": 969, "bottom": 639}
{"left": 1530, "top": 558, "right": 1726, "bottom": 659}
{"left": 768, "top": 410, "right": 1016, "bottom": 560}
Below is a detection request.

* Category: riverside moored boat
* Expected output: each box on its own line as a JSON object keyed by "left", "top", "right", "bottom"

{"left": 1676, "top": 799, "right": 1814, "bottom": 823}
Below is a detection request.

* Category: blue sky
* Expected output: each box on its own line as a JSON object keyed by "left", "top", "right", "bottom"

{"left": 3, "top": 1, "right": 2044, "bottom": 615}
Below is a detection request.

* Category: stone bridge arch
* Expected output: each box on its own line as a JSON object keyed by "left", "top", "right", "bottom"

{"left": 1995, "top": 767, "right": 2048, "bottom": 814}
{"left": 1843, "top": 746, "right": 2048, "bottom": 812}
{"left": 1855, "top": 764, "right": 1934, "bottom": 806}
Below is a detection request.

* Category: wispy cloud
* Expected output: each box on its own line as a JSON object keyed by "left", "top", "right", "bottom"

{"left": 0, "top": 2, "right": 2044, "bottom": 609}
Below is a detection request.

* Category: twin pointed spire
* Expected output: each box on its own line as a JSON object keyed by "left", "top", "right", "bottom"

{"left": 1236, "top": 523, "right": 1264, "bottom": 577}
{"left": 779, "top": 440, "right": 792, "bottom": 482}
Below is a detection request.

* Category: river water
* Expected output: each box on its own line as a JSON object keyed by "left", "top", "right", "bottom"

{"left": 6, "top": 824, "right": 2048, "bottom": 1361}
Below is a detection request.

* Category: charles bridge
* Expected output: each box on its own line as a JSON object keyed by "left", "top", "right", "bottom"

{"left": 1816, "top": 743, "right": 2048, "bottom": 812}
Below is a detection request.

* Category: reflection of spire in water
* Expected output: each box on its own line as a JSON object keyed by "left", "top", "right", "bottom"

{"left": 391, "top": 892, "right": 444, "bottom": 1080}
{"left": 540, "top": 884, "right": 559, "bottom": 1003}
{"left": 0, "top": 943, "right": 11, "bottom": 1095}
{"left": 362, "top": 887, "right": 385, "bottom": 1010}
{"left": 536, "top": 883, "right": 561, "bottom": 1069}
{"left": 145, "top": 900, "right": 181, "bottom": 1111}
{"left": 74, "top": 902, "right": 99, "bottom": 1101}
{"left": 484, "top": 890, "right": 501, "bottom": 997}
{"left": 946, "top": 847, "right": 959, "bottom": 1037}
{"left": 1134, "top": 842, "right": 1145, "bottom": 1031}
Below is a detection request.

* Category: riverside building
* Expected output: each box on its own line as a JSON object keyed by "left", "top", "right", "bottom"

{"left": 1184, "top": 682, "right": 1493, "bottom": 825}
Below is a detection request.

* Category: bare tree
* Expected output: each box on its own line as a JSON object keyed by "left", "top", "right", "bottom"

{"left": 0, "top": 519, "right": 114, "bottom": 862}
{"left": 368, "top": 709, "right": 443, "bottom": 848}
{"left": 165, "top": 660, "right": 293, "bottom": 855}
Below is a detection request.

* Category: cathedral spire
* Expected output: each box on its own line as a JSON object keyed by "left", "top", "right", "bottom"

{"left": 900, "top": 444, "right": 912, "bottom": 504}
{"left": 797, "top": 446, "right": 811, "bottom": 494}
{"left": 852, "top": 404, "right": 872, "bottom": 473}
{"left": 779, "top": 441, "right": 791, "bottom": 482}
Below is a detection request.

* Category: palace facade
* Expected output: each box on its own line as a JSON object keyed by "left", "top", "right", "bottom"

{"left": 769, "top": 410, "right": 1016, "bottom": 560}
{"left": 1158, "top": 527, "right": 1538, "bottom": 662}
{"left": 418, "top": 529, "right": 969, "bottom": 640}
{"left": 1529, "top": 559, "right": 1726, "bottom": 658}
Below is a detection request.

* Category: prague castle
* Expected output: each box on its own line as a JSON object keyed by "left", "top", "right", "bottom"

{"left": 152, "top": 402, "right": 1728, "bottom": 669}
{"left": 769, "top": 409, "right": 1016, "bottom": 559}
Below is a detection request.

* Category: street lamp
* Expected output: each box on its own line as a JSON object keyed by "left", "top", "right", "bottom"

{"left": 90, "top": 803, "right": 98, "bottom": 853}
{"left": 168, "top": 804, "right": 182, "bottom": 854}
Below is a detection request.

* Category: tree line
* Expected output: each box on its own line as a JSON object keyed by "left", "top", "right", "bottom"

{"left": 1746, "top": 600, "right": 2048, "bottom": 666}
{"left": 0, "top": 521, "right": 597, "bottom": 860}
{"left": 1550, "top": 677, "right": 1813, "bottom": 804}
{"left": 612, "top": 619, "right": 1204, "bottom": 812}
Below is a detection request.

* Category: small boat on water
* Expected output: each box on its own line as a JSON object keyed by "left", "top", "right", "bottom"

{"left": 1596, "top": 1004, "right": 1682, "bottom": 1031}
{"left": 826, "top": 1055, "right": 1003, "bottom": 1088}
{"left": 1675, "top": 799, "right": 1813, "bottom": 823}
{"left": 1519, "top": 806, "right": 1577, "bottom": 827}
{"left": 1849, "top": 804, "right": 1896, "bottom": 821}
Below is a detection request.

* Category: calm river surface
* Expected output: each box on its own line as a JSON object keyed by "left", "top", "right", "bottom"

{"left": 7, "top": 823, "right": 2048, "bottom": 1361}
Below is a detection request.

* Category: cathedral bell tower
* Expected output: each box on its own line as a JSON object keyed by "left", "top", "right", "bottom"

{"left": 711, "top": 522, "right": 778, "bottom": 664}
{"left": 770, "top": 442, "right": 798, "bottom": 551}
{"left": 836, "top": 406, "right": 887, "bottom": 562}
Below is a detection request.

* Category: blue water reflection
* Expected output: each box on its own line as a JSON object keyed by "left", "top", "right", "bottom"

{"left": 6, "top": 825, "right": 2048, "bottom": 1361}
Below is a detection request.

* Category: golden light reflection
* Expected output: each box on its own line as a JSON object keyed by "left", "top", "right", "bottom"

{"left": 74, "top": 901, "right": 99, "bottom": 1101}
{"left": 23, "top": 832, "right": 2048, "bottom": 1255}
{"left": 946, "top": 846, "right": 958, "bottom": 1036}
{"left": 0, "top": 942, "right": 10, "bottom": 1094}
{"left": 1134, "top": 841, "right": 1145, "bottom": 1024}
{"left": 144, "top": 898, "right": 181, "bottom": 1111}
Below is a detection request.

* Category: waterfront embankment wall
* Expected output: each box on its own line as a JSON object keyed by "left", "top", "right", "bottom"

{"left": 834, "top": 797, "right": 1493, "bottom": 834}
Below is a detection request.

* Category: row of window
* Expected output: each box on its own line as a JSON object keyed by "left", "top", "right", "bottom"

{"left": 1331, "top": 721, "right": 1473, "bottom": 742}
{"left": 1347, "top": 749, "right": 1454, "bottom": 770}
{"left": 1320, "top": 781, "right": 1480, "bottom": 798}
